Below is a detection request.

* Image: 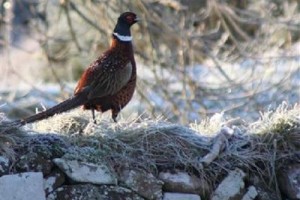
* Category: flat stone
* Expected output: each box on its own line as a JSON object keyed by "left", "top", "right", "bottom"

{"left": 48, "top": 184, "right": 144, "bottom": 200}
{"left": 119, "top": 169, "right": 163, "bottom": 200}
{"left": 241, "top": 186, "right": 258, "bottom": 200}
{"left": 159, "top": 171, "right": 209, "bottom": 195}
{"left": 163, "top": 192, "right": 201, "bottom": 200}
{"left": 278, "top": 164, "right": 300, "bottom": 199}
{"left": 53, "top": 158, "right": 117, "bottom": 185}
{"left": 0, "top": 156, "right": 10, "bottom": 176}
{"left": 211, "top": 168, "right": 246, "bottom": 200}
{"left": 44, "top": 170, "right": 66, "bottom": 195}
{"left": 0, "top": 172, "right": 46, "bottom": 200}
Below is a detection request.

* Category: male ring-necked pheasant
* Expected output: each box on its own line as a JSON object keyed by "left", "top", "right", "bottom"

{"left": 13, "top": 12, "right": 139, "bottom": 125}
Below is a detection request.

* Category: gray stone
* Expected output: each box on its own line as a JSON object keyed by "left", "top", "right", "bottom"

{"left": 212, "top": 168, "right": 246, "bottom": 200}
{"left": 44, "top": 170, "right": 66, "bottom": 195}
{"left": 119, "top": 169, "right": 163, "bottom": 200}
{"left": 48, "top": 184, "right": 144, "bottom": 200}
{"left": 53, "top": 158, "right": 117, "bottom": 185}
{"left": 0, "top": 156, "right": 10, "bottom": 176}
{"left": 163, "top": 192, "right": 201, "bottom": 200}
{"left": 159, "top": 171, "right": 209, "bottom": 195}
{"left": 241, "top": 186, "right": 258, "bottom": 200}
{"left": 0, "top": 172, "right": 46, "bottom": 200}
{"left": 278, "top": 164, "right": 300, "bottom": 199}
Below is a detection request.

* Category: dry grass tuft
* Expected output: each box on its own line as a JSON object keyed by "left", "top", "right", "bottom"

{"left": 250, "top": 102, "right": 300, "bottom": 150}
{"left": 190, "top": 112, "right": 227, "bottom": 135}
{"left": 251, "top": 102, "right": 299, "bottom": 133}
{"left": 32, "top": 109, "right": 90, "bottom": 135}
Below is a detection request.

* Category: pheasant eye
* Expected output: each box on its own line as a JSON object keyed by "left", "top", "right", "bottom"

{"left": 126, "top": 15, "right": 133, "bottom": 22}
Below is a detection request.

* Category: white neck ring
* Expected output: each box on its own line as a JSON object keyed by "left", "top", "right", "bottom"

{"left": 113, "top": 32, "right": 132, "bottom": 42}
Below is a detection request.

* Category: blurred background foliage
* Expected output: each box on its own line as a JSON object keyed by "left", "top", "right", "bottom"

{"left": 0, "top": 0, "right": 299, "bottom": 124}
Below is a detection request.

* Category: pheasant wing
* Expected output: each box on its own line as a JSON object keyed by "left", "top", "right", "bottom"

{"left": 87, "top": 61, "right": 132, "bottom": 99}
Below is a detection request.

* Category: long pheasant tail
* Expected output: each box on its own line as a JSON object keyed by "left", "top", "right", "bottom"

{"left": 16, "top": 92, "right": 88, "bottom": 126}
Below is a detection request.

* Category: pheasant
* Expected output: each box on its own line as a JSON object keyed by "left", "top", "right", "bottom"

{"left": 12, "top": 12, "right": 139, "bottom": 125}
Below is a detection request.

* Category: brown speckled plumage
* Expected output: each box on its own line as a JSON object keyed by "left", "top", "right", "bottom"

{"left": 13, "top": 12, "right": 139, "bottom": 125}
{"left": 76, "top": 36, "right": 137, "bottom": 122}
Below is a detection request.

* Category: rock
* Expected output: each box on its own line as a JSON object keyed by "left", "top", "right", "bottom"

{"left": 62, "top": 146, "right": 104, "bottom": 163}
{"left": 211, "top": 168, "right": 246, "bottom": 200}
{"left": 119, "top": 169, "right": 163, "bottom": 200}
{"left": 53, "top": 158, "right": 117, "bottom": 185}
{"left": 159, "top": 171, "right": 209, "bottom": 195}
{"left": 0, "top": 156, "right": 10, "bottom": 176}
{"left": 163, "top": 192, "right": 201, "bottom": 200}
{"left": 241, "top": 186, "right": 258, "bottom": 200}
{"left": 278, "top": 164, "right": 300, "bottom": 199}
{"left": 44, "top": 170, "right": 66, "bottom": 195}
{"left": 15, "top": 152, "right": 53, "bottom": 175}
{"left": 0, "top": 172, "right": 46, "bottom": 200}
{"left": 48, "top": 184, "right": 144, "bottom": 200}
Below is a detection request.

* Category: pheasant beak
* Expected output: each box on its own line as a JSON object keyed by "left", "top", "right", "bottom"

{"left": 134, "top": 17, "right": 140, "bottom": 23}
